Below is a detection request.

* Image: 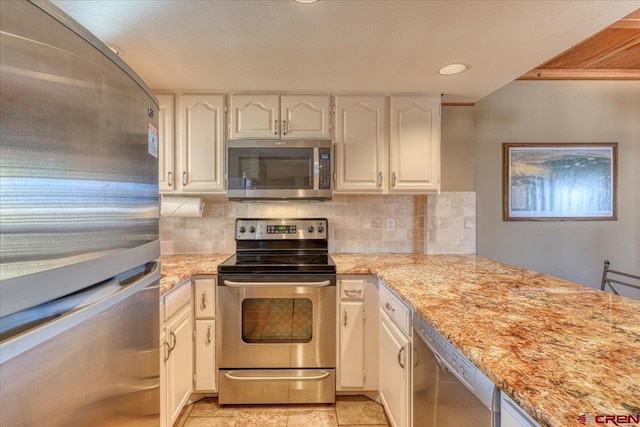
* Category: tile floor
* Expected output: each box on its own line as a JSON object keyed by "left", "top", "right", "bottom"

{"left": 174, "top": 395, "right": 391, "bottom": 427}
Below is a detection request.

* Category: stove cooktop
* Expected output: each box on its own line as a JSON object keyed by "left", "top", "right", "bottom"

{"left": 217, "top": 252, "right": 336, "bottom": 274}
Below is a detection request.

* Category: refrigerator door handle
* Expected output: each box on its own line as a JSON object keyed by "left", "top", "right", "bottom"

{"left": 1, "top": 262, "right": 160, "bottom": 362}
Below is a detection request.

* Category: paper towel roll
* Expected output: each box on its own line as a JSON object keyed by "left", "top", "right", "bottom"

{"left": 160, "top": 197, "right": 204, "bottom": 218}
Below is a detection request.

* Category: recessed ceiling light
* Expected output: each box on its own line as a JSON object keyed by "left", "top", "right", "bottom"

{"left": 293, "top": 0, "right": 319, "bottom": 3}
{"left": 438, "top": 63, "right": 468, "bottom": 76}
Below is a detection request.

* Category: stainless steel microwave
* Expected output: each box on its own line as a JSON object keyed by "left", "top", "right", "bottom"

{"left": 226, "top": 140, "right": 332, "bottom": 200}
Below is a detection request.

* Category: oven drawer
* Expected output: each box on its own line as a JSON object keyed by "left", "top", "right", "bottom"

{"left": 218, "top": 369, "right": 335, "bottom": 404}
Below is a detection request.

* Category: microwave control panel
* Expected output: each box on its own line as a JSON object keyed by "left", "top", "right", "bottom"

{"left": 318, "top": 149, "right": 331, "bottom": 190}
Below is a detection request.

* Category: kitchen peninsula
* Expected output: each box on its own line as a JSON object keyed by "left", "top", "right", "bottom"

{"left": 159, "top": 253, "right": 640, "bottom": 427}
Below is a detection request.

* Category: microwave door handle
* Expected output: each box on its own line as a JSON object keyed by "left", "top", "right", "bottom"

{"left": 313, "top": 147, "right": 320, "bottom": 190}
{"left": 222, "top": 280, "right": 331, "bottom": 287}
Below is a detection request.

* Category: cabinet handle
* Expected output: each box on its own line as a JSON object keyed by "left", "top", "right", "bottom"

{"left": 182, "top": 171, "right": 187, "bottom": 186}
{"left": 391, "top": 172, "right": 397, "bottom": 188}
{"left": 344, "top": 289, "right": 362, "bottom": 297}
{"left": 398, "top": 346, "right": 406, "bottom": 369}
{"left": 167, "top": 171, "right": 173, "bottom": 187}
{"left": 163, "top": 340, "right": 171, "bottom": 363}
{"left": 385, "top": 302, "right": 395, "bottom": 312}
{"left": 207, "top": 325, "right": 212, "bottom": 343}
{"left": 170, "top": 331, "right": 177, "bottom": 351}
{"left": 282, "top": 120, "right": 288, "bottom": 135}
{"left": 343, "top": 308, "right": 348, "bottom": 327}
{"left": 377, "top": 172, "right": 383, "bottom": 188}
{"left": 201, "top": 291, "right": 207, "bottom": 310}
{"left": 274, "top": 119, "right": 279, "bottom": 136}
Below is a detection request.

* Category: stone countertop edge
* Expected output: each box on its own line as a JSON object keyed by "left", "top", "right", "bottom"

{"left": 158, "top": 253, "right": 640, "bottom": 427}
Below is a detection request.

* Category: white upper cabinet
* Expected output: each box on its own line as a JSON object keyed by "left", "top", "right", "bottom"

{"left": 334, "top": 96, "right": 388, "bottom": 193}
{"left": 230, "top": 94, "right": 331, "bottom": 139}
{"left": 157, "top": 94, "right": 175, "bottom": 193}
{"left": 229, "top": 94, "right": 279, "bottom": 139}
{"left": 177, "top": 94, "right": 226, "bottom": 193}
{"left": 280, "top": 95, "right": 331, "bottom": 139}
{"left": 389, "top": 95, "right": 441, "bottom": 193}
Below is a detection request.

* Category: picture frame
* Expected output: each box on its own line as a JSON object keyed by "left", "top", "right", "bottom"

{"left": 502, "top": 143, "right": 618, "bottom": 221}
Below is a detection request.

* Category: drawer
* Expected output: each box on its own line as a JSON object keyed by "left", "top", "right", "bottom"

{"left": 339, "top": 279, "right": 365, "bottom": 301}
{"left": 164, "top": 280, "right": 191, "bottom": 322}
{"left": 194, "top": 277, "right": 216, "bottom": 319}
{"left": 379, "top": 283, "right": 411, "bottom": 336}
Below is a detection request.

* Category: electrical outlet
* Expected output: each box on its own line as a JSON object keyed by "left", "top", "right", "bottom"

{"left": 386, "top": 218, "right": 395, "bottom": 231}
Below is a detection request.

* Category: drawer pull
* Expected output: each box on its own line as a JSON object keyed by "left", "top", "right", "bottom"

{"left": 385, "top": 302, "right": 395, "bottom": 312}
{"left": 344, "top": 289, "right": 362, "bottom": 297}
{"left": 201, "top": 291, "right": 207, "bottom": 309}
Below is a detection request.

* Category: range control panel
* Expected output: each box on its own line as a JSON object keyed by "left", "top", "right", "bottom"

{"left": 235, "top": 218, "right": 328, "bottom": 240}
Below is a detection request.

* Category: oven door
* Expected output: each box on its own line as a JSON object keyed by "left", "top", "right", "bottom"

{"left": 218, "top": 274, "right": 336, "bottom": 369}
{"left": 226, "top": 140, "right": 332, "bottom": 200}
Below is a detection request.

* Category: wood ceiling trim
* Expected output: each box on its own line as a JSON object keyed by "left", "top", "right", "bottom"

{"left": 518, "top": 8, "right": 640, "bottom": 80}
{"left": 519, "top": 68, "right": 640, "bottom": 80}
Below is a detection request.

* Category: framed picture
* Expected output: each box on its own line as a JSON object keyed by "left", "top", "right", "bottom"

{"left": 502, "top": 143, "right": 617, "bottom": 221}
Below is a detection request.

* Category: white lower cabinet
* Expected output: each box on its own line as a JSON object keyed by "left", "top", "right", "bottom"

{"left": 160, "top": 280, "right": 193, "bottom": 427}
{"left": 166, "top": 306, "right": 193, "bottom": 424}
{"left": 379, "top": 282, "right": 412, "bottom": 427}
{"left": 337, "top": 276, "right": 379, "bottom": 392}
{"left": 193, "top": 277, "right": 217, "bottom": 393}
{"left": 194, "top": 319, "right": 216, "bottom": 391}
{"left": 340, "top": 301, "right": 365, "bottom": 387}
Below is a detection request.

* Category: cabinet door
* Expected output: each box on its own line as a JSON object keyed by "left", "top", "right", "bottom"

{"left": 389, "top": 95, "right": 440, "bottom": 193}
{"left": 230, "top": 94, "right": 279, "bottom": 139}
{"left": 339, "top": 301, "right": 365, "bottom": 388}
{"left": 160, "top": 330, "right": 168, "bottom": 427}
{"left": 334, "top": 96, "right": 387, "bottom": 193}
{"left": 194, "top": 319, "right": 216, "bottom": 392}
{"left": 158, "top": 94, "right": 175, "bottom": 193}
{"left": 178, "top": 94, "right": 225, "bottom": 192}
{"left": 379, "top": 309, "right": 411, "bottom": 427}
{"left": 194, "top": 278, "right": 216, "bottom": 319}
{"left": 166, "top": 306, "right": 192, "bottom": 426}
{"left": 281, "top": 95, "right": 331, "bottom": 140}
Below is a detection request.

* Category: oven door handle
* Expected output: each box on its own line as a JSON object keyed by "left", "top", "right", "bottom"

{"left": 224, "top": 371, "right": 331, "bottom": 382}
{"left": 222, "top": 280, "right": 331, "bottom": 288}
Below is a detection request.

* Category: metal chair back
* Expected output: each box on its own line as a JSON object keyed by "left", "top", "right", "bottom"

{"left": 600, "top": 260, "right": 640, "bottom": 299}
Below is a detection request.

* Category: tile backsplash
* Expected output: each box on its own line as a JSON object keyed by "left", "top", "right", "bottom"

{"left": 160, "top": 192, "right": 475, "bottom": 255}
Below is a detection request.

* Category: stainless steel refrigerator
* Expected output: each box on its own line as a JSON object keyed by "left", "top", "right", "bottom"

{"left": 0, "top": 1, "right": 160, "bottom": 425}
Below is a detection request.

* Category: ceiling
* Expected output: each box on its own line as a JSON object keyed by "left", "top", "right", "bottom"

{"left": 520, "top": 9, "right": 640, "bottom": 80}
{"left": 50, "top": 1, "right": 639, "bottom": 103}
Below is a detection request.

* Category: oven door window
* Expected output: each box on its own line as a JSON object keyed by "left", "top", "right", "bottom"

{"left": 242, "top": 298, "right": 312, "bottom": 344}
{"left": 227, "top": 148, "right": 314, "bottom": 190}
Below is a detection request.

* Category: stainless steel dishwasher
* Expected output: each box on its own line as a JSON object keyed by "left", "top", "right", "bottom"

{"left": 413, "top": 316, "right": 500, "bottom": 427}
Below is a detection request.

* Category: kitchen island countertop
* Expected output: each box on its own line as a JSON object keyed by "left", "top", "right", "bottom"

{"left": 159, "top": 253, "right": 640, "bottom": 427}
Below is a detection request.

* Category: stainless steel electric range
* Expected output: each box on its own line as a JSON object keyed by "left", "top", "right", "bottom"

{"left": 217, "top": 218, "right": 336, "bottom": 405}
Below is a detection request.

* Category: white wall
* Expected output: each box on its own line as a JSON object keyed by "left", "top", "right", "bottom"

{"left": 474, "top": 80, "right": 639, "bottom": 290}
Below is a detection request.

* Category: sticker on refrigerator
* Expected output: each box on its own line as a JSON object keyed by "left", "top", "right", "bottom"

{"left": 147, "top": 122, "right": 158, "bottom": 158}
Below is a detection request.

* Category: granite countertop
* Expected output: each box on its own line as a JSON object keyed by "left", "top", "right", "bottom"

{"left": 159, "top": 253, "right": 231, "bottom": 294}
{"left": 158, "top": 253, "right": 640, "bottom": 427}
